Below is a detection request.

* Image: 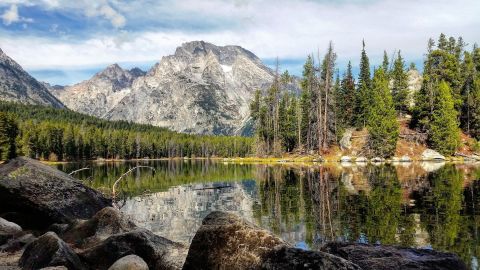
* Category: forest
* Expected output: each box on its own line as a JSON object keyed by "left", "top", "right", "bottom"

{"left": 0, "top": 102, "right": 253, "bottom": 161}
{"left": 250, "top": 34, "right": 480, "bottom": 158}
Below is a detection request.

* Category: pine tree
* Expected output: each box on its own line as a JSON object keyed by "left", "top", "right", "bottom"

{"left": 382, "top": 50, "right": 390, "bottom": 75}
{"left": 391, "top": 51, "right": 409, "bottom": 114}
{"left": 355, "top": 40, "right": 372, "bottom": 127}
{"left": 300, "top": 56, "right": 315, "bottom": 147}
{"left": 367, "top": 68, "right": 399, "bottom": 158}
{"left": 465, "top": 77, "right": 480, "bottom": 139}
{"left": 429, "top": 81, "right": 460, "bottom": 155}
{"left": 0, "top": 112, "right": 18, "bottom": 160}
{"left": 336, "top": 61, "right": 356, "bottom": 129}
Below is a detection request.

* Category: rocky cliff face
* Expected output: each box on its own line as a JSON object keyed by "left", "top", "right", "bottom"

{"left": 53, "top": 64, "right": 145, "bottom": 118}
{"left": 53, "top": 41, "right": 280, "bottom": 135}
{"left": 0, "top": 48, "right": 64, "bottom": 108}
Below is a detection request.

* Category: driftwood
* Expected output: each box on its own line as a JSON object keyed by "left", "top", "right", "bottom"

{"left": 68, "top": 167, "right": 90, "bottom": 175}
{"left": 455, "top": 152, "right": 480, "bottom": 161}
{"left": 112, "top": 166, "right": 156, "bottom": 207}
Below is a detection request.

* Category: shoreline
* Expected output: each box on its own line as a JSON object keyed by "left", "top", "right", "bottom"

{"left": 37, "top": 155, "right": 480, "bottom": 165}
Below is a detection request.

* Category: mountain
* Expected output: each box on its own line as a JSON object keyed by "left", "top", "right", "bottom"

{"left": 52, "top": 64, "right": 146, "bottom": 117}
{"left": 0, "top": 48, "right": 64, "bottom": 108}
{"left": 52, "top": 41, "right": 284, "bottom": 135}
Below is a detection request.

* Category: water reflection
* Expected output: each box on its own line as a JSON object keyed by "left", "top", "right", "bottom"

{"left": 54, "top": 161, "right": 480, "bottom": 269}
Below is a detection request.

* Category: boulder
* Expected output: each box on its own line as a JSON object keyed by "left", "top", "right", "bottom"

{"left": 340, "top": 156, "right": 352, "bottom": 163}
{"left": 355, "top": 157, "right": 368, "bottom": 163}
{"left": 421, "top": 149, "right": 446, "bottom": 161}
{"left": 39, "top": 267, "right": 68, "bottom": 270}
{"left": 0, "top": 233, "right": 36, "bottom": 253}
{"left": 79, "top": 228, "right": 187, "bottom": 270}
{"left": 340, "top": 129, "right": 353, "bottom": 150}
{"left": 0, "top": 157, "right": 111, "bottom": 228}
{"left": 61, "top": 207, "right": 137, "bottom": 248}
{"left": 182, "top": 211, "right": 361, "bottom": 270}
{"left": 400, "top": 155, "right": 412, "bottom": 162}
{"left": 19, "top": 232, "right": 86, "bottom": 270}
{"left": 371, "top": 157, "right": 385, "bottom": 163}
{"left": 0, "top": 217, "right": 22, "bottom": 245}
{"left": 108, "top": 255, "right": 149, "bottom": 270}
{"left": 321, "top": 242, "right": 467, "bottom": 270}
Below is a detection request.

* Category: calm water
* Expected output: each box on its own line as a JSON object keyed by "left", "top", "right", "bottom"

{"left": 55, "top": 160, "right": 480, "bottom": 269}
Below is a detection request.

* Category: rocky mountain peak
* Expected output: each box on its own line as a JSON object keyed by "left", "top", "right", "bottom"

{"left": 0, "top": 47, "right": 64, "bottom": 108}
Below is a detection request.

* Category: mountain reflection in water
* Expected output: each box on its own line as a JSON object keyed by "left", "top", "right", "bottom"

{"left": 55, "top": 160, "right": 480, "bottom": 269}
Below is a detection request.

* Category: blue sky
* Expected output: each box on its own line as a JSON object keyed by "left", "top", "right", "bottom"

{"left": 0, "top": 0, "right": 479, "bottom": 85}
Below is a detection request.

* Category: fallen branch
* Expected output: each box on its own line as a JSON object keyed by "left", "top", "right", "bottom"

{"left": 455, "top": 152, "right": 480, "bottom": 161}
{"left": 68, "top": 167, "right": 90, "bottom": 175}
{"left": 112, "top": 166, "right": 155, "bottom": 207}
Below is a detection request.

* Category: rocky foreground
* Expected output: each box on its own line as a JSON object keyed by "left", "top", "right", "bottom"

{"left": 0, "top": 157, "right": 468, "bottom": 269}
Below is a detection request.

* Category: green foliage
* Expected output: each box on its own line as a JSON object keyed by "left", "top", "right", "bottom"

{"left": 0, "top": 101, "right": 253, "bottom": 160}
{"left": 0, "top": 112, "right": 19, "bottom": 160}
{"left": 428, "top": 81, "right": 460, "bottom": 155}
{"left": 366, "top": 68, "right": 399, "bottom": 158}
{"left": 355, "top": 40, "right": 372, "bottom": 127}
{"left": 391, "top": 51, "right": 409, "bottom": 113}
{"left": 336, "top": 61, "right": 356, "bottom": 131}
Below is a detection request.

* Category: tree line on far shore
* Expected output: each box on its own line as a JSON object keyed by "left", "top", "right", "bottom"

{"left": 0, "top": 102, "right": 252, "bottom": 161}
{"left": 250, "top": 34, "right": 480, "bottom": 158}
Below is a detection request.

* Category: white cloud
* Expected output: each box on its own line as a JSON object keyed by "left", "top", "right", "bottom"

{"left": 1, "top": 4, "right": 33, "bottom": 25}
{"left": 1, "top": 5, "right": 19, "bottom": 25}
{"left": 1, "top": 0, "right": 479, "bottom": 79}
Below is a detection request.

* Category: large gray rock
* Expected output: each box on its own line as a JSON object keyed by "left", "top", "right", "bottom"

{"left": 61, "top": 207, "right": 137, "bottom": 248}
{"left": 0, "top": 157, "right": 111, "bottom": 228}
{"left": 182, "top": 211, "right": 361, "bottom": 270}
{"left": 19, "top": 232, "right": 86, "bottom": 270}
{"left": 79, "top": 228, "right": 187, "bottom": 270}
{"left": 321, "top": 242, "right": 467, "bottom": 270}
{"left": 0, "top": 47, "right": 64, "bottom": 108}
{"left": 0, "top": 217, "right": 22, "bottom": 245}
{"left": 421, "top": 149, "right": 446, "bottom": 161}
{"left": 340, "top": 129, "right": 353, "bottom": 150}
{"left": 0, "top": 233, "right": 35, "bottom": 253}
{"left": 108, "top": 255, "right": 149, "bottom": 270}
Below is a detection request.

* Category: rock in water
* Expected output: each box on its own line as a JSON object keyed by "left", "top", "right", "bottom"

{"left": 0, "top": 157, "right": 111, "bottom": 228}
{"left": 321, "top": 242, "right": 467, "bottom": 270}
{"left": 79, "top": 229, "right": 187, "bottom": 270}
{"left": 182, "top": 211, "right": 361, "bottom": 270}
{"left": 108, "top": 255, "right": 149, "bottom": 270}
{"left": 61, "top": 207, "right": 137, "bottom": 248}
{"left": 19, "top": 232, "right": 86, "bottom": 270}
{"left": 421, "top": 149, "right": 446, "bottom": 161}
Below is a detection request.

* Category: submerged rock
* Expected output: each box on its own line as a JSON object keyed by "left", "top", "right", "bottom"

{"left": 108, "top": 255, "right": 149, "bottom": 270}
{"left": 0, "top": 157, "right": 111, "bottom": 228}
{"left": 182, "top": 211, "right": 361, "bottom": 270}
{"left": 19, "top": 232, "right": 86, "bottom": 270}
{"left": 421, "top": 149, "right": 446, "bottom": 161}
{"left": 321, "top": 242, "right": 467, "bottom": 270}
{"left": 61, "top": 207, "right": 137, "bottom": 248}
{"left": 79, "top": 228, "right": 187, "bottom": 270}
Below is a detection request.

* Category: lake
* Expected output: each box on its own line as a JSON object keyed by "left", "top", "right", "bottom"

{"left": 54, "top": 160, "right": 480, "bottom": 269}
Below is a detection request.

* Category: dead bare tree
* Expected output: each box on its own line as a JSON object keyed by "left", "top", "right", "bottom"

{"left": 68, "top": 167, "right": 90, "bottom": 176}
{"left": 112, "top": 166, "right": 155, "bottom": 208}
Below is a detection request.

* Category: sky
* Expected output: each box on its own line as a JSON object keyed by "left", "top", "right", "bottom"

{"left": 0, "top": 0, "right": 479, "bottom": 85}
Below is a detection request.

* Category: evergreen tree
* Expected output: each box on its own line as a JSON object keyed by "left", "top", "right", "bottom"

{"left": 0, "top": 112, "right": 18, "bottom": 160}
{"left": 300, "top": 55, "right": 315, "bottom": 147}
{"left": 429, "top": 81, "right": 460, "bottom": 155}
{"left": 336, "top": 61, "right": 356, "bottom": 129}
{"left": 465, "top": 77, "right": 480, "bottom": 139}
{"left": 391, "top": 51, "right": 409, "bottom": 114}
{"left": 355, "top": 40, "right": 372, "bottom": 127}
{"left": 366, "top": 68, "right": 399, "bottom": 158}
{"left": 382, "top": 50, "right": 390, "bottom": 75}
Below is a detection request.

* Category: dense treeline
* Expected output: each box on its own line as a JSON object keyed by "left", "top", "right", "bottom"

{"left": 251, "top": 34, "right": 480, "bottom": 157}
{"left": 0, "top": 102, "right": 253, "bottom": 161}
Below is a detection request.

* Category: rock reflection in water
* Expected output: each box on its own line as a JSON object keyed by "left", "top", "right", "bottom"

{"left": 121, "top": 182, "right": 255, "bottom": 244}
{"left": 54, "top": 160, "right": 480, "bottom": 269}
